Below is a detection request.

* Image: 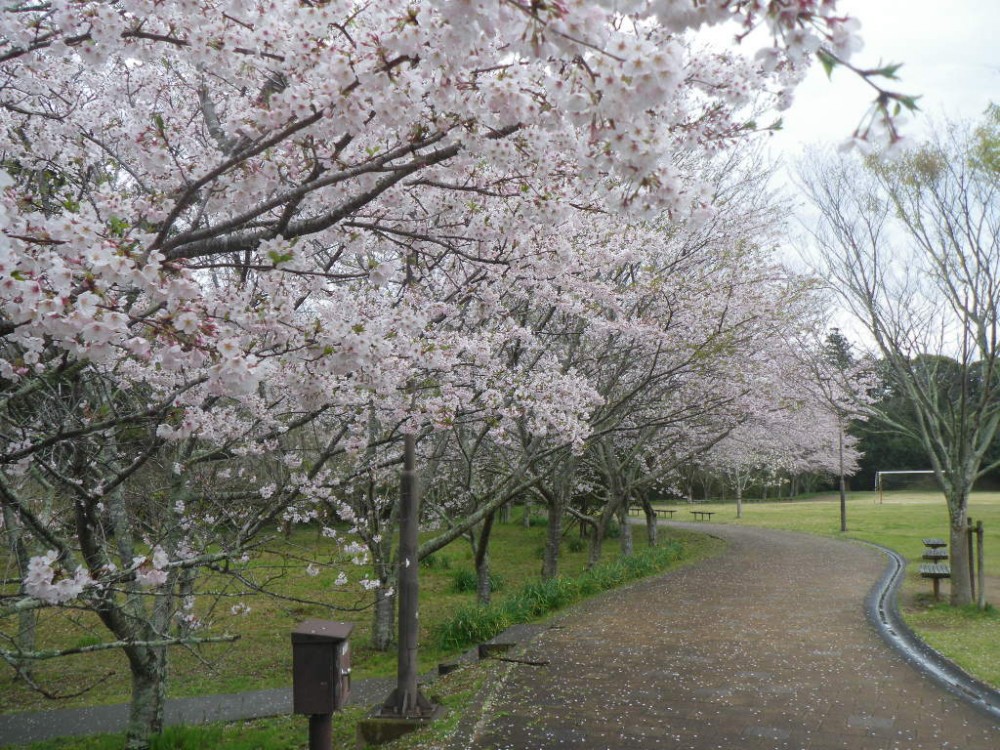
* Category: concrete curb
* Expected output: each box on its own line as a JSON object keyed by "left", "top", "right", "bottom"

{"left": 864, "top": 540, "right": 1000, "bottom": 722}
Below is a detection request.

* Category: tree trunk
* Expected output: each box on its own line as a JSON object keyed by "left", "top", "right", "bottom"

{"left": 948, "top": 499, "right": 973, "bottom": 606}
{"left": 644, "top": 503, "right": 658, "bottom": 548}
{"left": 618, "top": 507, "right": 633, "bottom": 557}
{"left": 839, "top": 426, "right": 848, "bottom": 532}
{"left": 522, "top": 502, "right": 531, "bottom": 528}
{"left": 372, "top": 576, "right": 396, "bottom": 651}
{"left": 736, "top": 482, "right": 743, "bottom": 520}
{"left": 124, "top": 647, "right": 167, "bottom": 750}
{"left": 174, "top": 567, "right": 197, "bottom": 639}
{"left": 541, "top": 497, "right": 563, "bottom": 580}
{"left": 839, "top": 474, "right": 848, "bottom": 533}
{"left": 587, "top": 524, "right": 604, "bottom": 569}
{"left": 2, "top": 503, "right": 36, "bottom": 681}
{"left": 474, "top": 512, "right": 495, "bottom": 605}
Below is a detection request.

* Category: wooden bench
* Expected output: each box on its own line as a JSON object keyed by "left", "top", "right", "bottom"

{"left": 921, "top": 548, "right": 948, "bottom": 562}
{"left": 919, "top": 563, "right": 951, "bottom": 600}
{"left": 922, "top": 538, "right": 947, "bottom": 549}
{"left": 690, "top": 510, "right": 714, "bottom": 521}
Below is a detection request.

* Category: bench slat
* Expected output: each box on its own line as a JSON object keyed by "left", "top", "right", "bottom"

{"left": 919, "top": 563, "right": 951, "bottom": 578}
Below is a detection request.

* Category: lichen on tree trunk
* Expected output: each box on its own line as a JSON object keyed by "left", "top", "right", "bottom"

{"left": 947, "top": 493, "right": 973, "bottom": 606}
{"left": 372, "top": 576, "right": 396, "bottom": 651}
{"left": 123, "top": 646, "right": 167, "bottom": 750}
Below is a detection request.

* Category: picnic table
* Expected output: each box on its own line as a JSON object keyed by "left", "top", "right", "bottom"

{"left": 689, "top": 510, "right": 714, "bottom": 521}
{"left": 629, "top": 507, "right": 676, "bottom": 519}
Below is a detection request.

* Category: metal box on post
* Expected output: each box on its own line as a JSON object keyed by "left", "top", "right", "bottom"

{"left": 291, "top": 620, "right": 354, "bottom": 714}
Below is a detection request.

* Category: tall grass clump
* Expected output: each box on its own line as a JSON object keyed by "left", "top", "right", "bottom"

{"left": 434, "top": 603, "right": 514, "bottom": 651}
{"left": 449, "top": 568, "right": 506, "bottom": 594}
{"left": 433, "top": 541, "right": 682, "bottom": 652}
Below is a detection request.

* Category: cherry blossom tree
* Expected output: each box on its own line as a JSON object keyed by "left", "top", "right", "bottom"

{"left": 799, "top": 112, "right": 1000, "bottom": 605}
{"left": 1, "top": 2, "right": 900, "bottom": 746}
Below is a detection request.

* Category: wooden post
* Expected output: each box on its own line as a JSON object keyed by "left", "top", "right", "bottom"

{"left": 967, "top": 518, "right": 976, "bottom": 602}
{"left": 976, "top": 521, "right": 986, "bottom": 611}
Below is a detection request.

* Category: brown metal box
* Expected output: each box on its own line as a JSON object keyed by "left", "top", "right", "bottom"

{"left": 291, "top": 620, "right": 354, "bottom": 714}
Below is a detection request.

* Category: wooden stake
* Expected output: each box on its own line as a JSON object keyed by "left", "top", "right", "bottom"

{"left": 967, "top": 518, "right": 976, "bottom": 602}
{"left": 976, "top": 521, "right": 986, "bottom": 611}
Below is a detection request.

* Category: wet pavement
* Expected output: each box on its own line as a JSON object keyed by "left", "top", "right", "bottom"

{"left": 453, "top": 523, "right": 1000, "bottom": 750}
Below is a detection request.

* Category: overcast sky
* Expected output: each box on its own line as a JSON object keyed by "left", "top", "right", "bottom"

{"left": 756, "top": 1, "right": 999, "bottom": 347}
{"left": 770, "top": 0, "right": 1000, "bottom": 155}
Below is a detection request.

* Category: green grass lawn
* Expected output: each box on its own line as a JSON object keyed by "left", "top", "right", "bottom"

{"left": 686, "top": 490, "right": 1000, "bottom": 687}
{"left": 1, "top": 515, "right": 721, "bottom": 750}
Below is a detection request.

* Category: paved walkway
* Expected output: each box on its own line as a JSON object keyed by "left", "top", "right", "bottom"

{"left": 3, "top": 524, "right": 999, "bottom": 748}
{"left": 453, "top": 524, "right": 1000, "bottom": 749}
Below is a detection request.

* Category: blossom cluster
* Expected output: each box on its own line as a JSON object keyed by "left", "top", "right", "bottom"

{"left": 24, "top": 551, "right": 94, "bottom": 605}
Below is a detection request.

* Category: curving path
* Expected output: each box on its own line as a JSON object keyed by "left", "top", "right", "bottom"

{"left": 459, "top": 524, "right": 1000, "bottom": 750}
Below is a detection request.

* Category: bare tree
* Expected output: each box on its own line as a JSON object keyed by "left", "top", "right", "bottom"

{"left": 800, "top": 110, "right": 1000, "bottom": 605}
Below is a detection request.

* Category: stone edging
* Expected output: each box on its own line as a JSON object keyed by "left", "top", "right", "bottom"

{"left": 864, "top": 541, "right": 1000, "bottom": 721}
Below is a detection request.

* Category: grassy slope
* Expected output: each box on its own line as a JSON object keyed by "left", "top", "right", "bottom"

{"left": 681, "top": 490, "right": 1000, "bottom": 687}
{"left": 1, "top": 518, "right": 721, "bottom": 750}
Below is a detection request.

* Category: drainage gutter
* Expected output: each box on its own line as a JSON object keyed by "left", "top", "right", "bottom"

{"left": 865, "top": 541, "right": 1000, "bottom": 721}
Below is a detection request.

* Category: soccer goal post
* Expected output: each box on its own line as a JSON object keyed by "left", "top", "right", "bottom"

{"left": 874, "top": 470, "right": 936, "bottom": 504}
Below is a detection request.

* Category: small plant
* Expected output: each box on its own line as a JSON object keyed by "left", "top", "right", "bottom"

{"left": 73, "top": 634, "right": 103, "bottom": 650}
{"left": 567, "top": 536, "right": 585, "bottom": 553}
{"left": 450, "top": 568, "right": 505, "bottom": 594}
{"left": 450, "top": 569, "right": 477, "bottom": 593}
{"left": 151, "top": 725, "right": 224, "bottom": 749}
